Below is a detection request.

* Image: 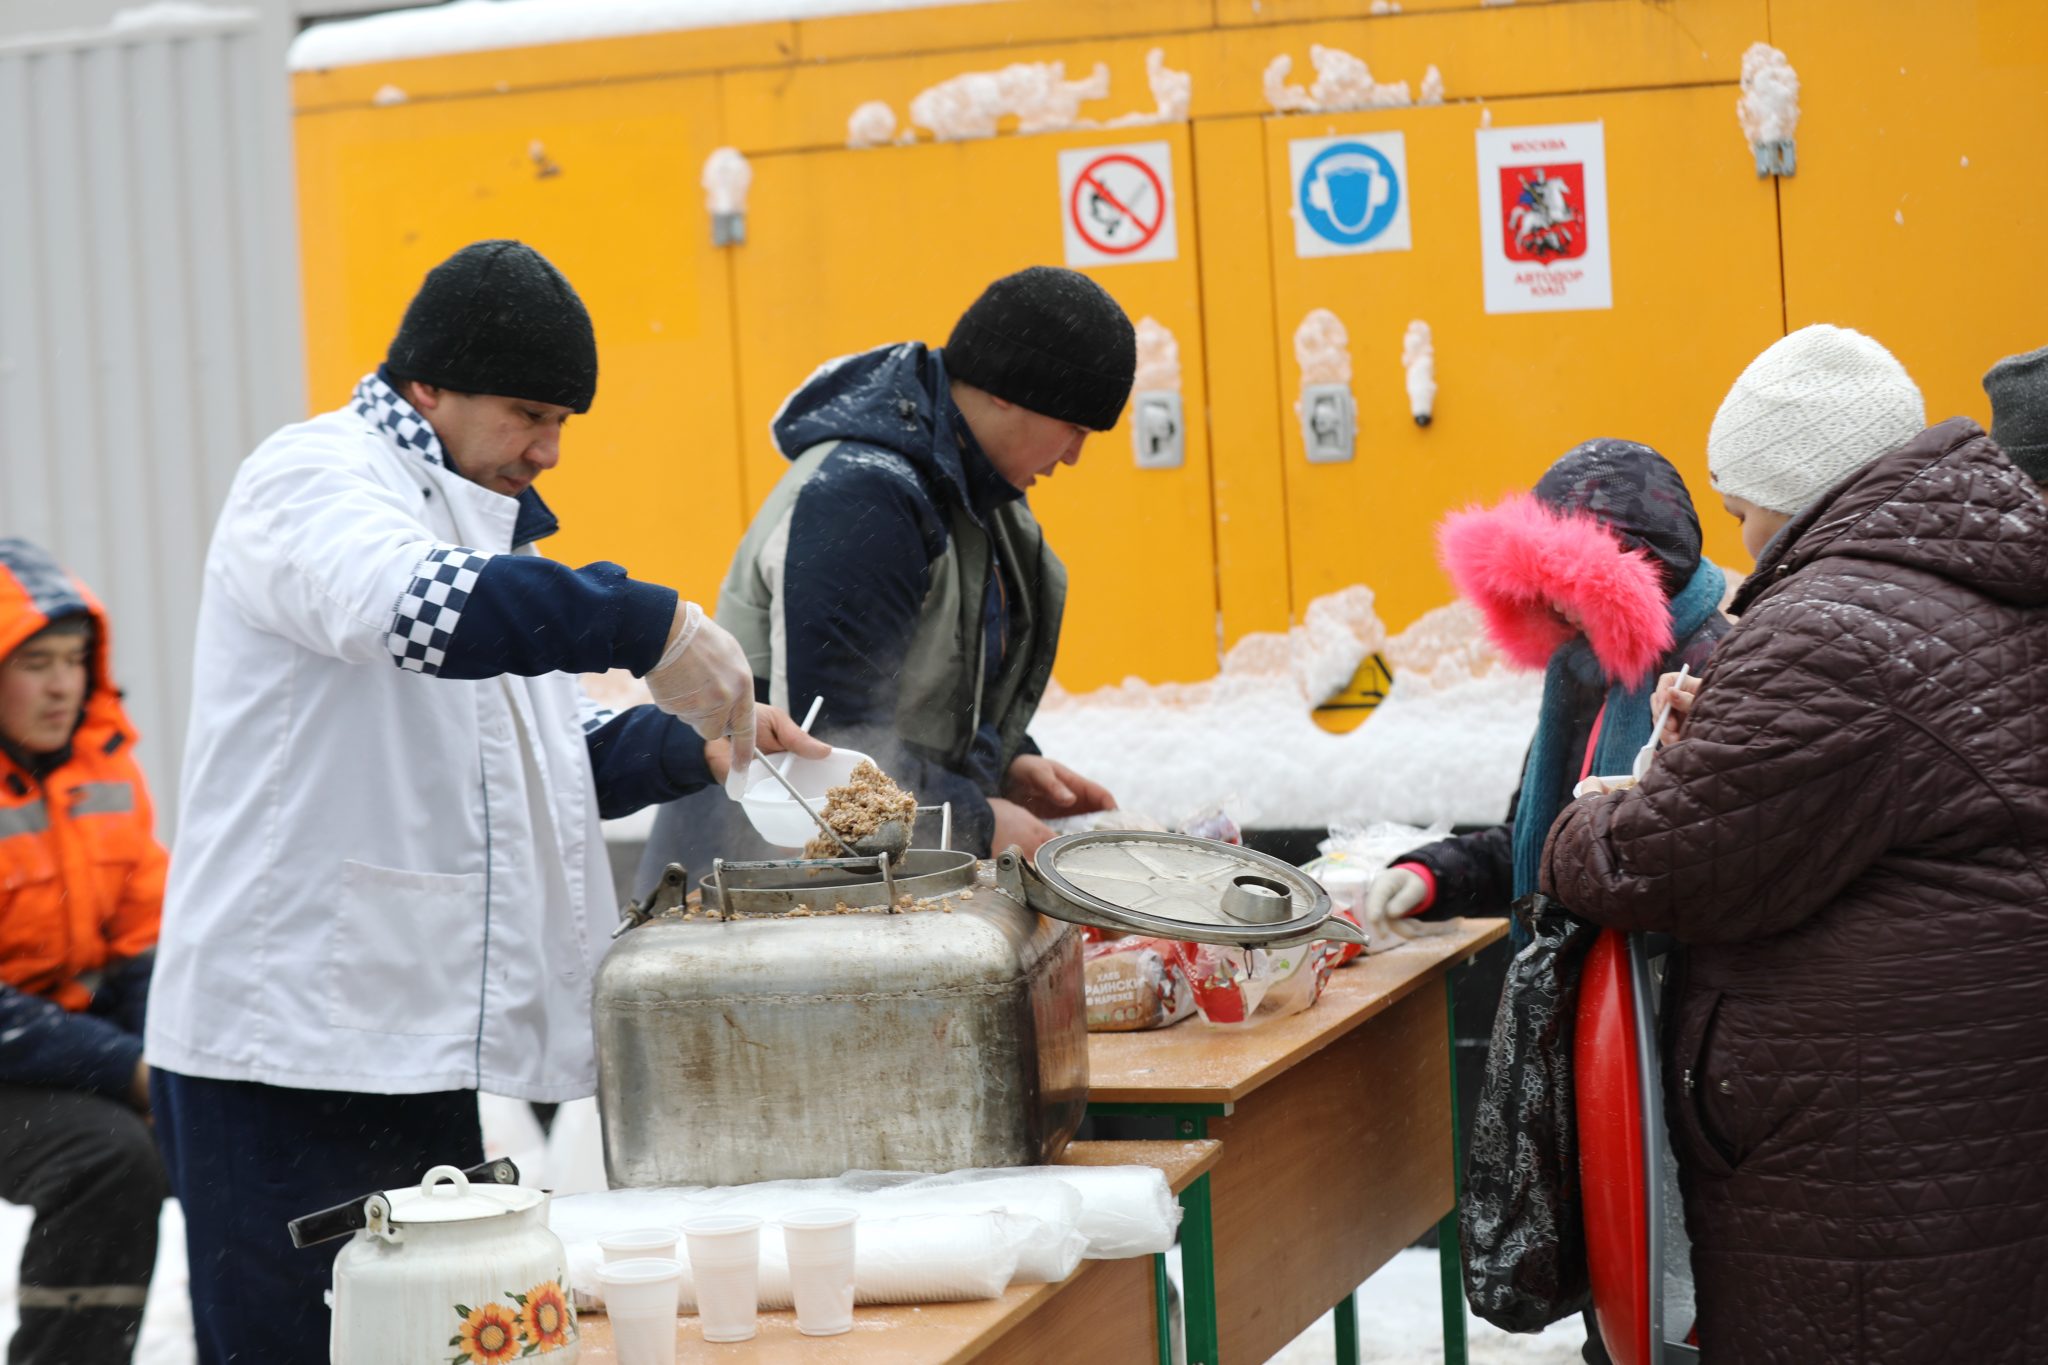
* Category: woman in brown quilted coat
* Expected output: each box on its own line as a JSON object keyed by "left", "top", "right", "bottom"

{"left": 1543, "top": 325, "right": 2048, "bottom": 1363}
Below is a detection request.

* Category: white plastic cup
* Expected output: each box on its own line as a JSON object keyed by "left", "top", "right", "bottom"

{"left": 780, "top": 1207, "right": 858, "bottom": 1337}
{"left": 598, "top": 1227, "right": 679, "bottom": 1263}
{"left": 593, "top": 1257, "right": 682, "bottom": 1365}
{"left": 682, "top": 1214, "right": 763, "bottom": 1343}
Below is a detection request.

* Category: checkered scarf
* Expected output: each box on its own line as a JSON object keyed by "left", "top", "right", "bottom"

{"left": 352, "top": 371, "right": 447, "bottom": 468}
{"left": 354, "top": 373, "right": 496, "bottom": 676}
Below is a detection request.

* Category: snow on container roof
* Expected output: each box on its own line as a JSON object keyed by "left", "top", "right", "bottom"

{"left": 288, "top": 0, "right": 1006, "bottom": 72}
{"left": 0, "top": 1, "right": 254, "bottom": 55}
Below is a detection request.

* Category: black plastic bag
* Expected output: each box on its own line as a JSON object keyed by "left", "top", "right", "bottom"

{"left": 1460, "top": 892, "right": 1601, "bottom": 1332}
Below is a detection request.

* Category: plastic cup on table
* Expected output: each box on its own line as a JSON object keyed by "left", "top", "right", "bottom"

{"left": 599, "top": 1227, "right": 679, "bottom": 1263}
{"left": 780, "top": 1207, "right": 858, "bottom": 1337}
{"left": 594, "top": 1257, "right": 682, "bottom": 1365}
{"left": 682, "top": 1213, "right": 764, "bottom": 1343}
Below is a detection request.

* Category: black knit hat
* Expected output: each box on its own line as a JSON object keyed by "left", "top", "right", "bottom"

{"left": 1984, "top": 345, "right": 2048, "bottom": 482}
{"left": 385, "top": 240, "right": 598, "bottom": 413}
{"left": 944, "top": 267, "right": 1136, "bottom": 432}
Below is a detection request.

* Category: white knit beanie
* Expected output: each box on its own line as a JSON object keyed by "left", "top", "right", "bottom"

{"left": 1707, "top": 324, "right": 1926, "bottom": 515}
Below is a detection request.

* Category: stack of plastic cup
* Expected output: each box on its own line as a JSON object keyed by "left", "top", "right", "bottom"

{"left": 594, "top": 1257, "right": 682, "bottom": 1365}
{"left": 599, "top": 1227, "right": 679, "bottom": 1262}
{"left": 682, "top": 1213, "right": 763, "bottom": 1343}
{"left": 780, "top": 1208, "right": 858, "bottom": 1337}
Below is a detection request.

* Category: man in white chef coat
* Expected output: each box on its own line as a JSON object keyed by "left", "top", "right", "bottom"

{"left": 145, "top": 240, "right": 824, "bottom": 1361}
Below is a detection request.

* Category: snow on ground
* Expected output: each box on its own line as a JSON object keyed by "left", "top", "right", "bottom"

{"left": 0, "top": 1199, "right": 195, "bottom": 1365}
{"left": 289, "top": 0, "right": 1005, "bottom": 71}
{"left": 1272, "top": 1248, "right": 1586, "bottom": 1364}
{"left": 1031, "top": 590, "right": 1541, "bottom": 831}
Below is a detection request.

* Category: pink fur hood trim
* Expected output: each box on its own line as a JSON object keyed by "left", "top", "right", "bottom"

{"left": 1437, "top": 493, "right": 1674, "bottom": 685}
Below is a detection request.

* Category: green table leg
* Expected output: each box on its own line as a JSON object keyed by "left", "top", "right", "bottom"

{"left": 1334, "top": 1290, "right": 1360, "bottom": 1365}
{"left": 1440, "top": 970, "right": 1469, "bottom": 1365}
{"left": 1179, "top": 1169, "right": 1220, "bottom": 1365}
{"left": 1154, "top": 1252, "right": 1173, "bottom": 1365}
{"left": 1086, "top": 1103, "right": 1228, "bottom": 1365}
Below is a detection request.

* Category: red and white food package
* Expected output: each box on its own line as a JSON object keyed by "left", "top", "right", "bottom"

{"left": 1166, "top": 943, "right": 1271, "bottom": 1026}
{"left": 1083, "top": 936, "right": 1195, "bottom": 1032}
{"left": 1169, "top": 934, "right": 1345, "bottom": 1027}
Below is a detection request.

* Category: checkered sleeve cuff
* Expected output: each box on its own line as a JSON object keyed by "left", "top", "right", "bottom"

{"left": 387, "top": 546, "right": 494, "bottom": 676}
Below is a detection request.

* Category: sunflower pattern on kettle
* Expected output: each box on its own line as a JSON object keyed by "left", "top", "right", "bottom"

{"left": 448, "top": 1279, "right": 576, "bottom": 1362}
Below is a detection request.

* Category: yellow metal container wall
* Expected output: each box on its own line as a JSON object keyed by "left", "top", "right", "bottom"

{"left": 1193, "top": 116, "right": 1297, "bottom": 648}
{"left": 730, "top": 128, "right": 1218, "bottom": 691}
{"left": 295, "top": 79, "right": 746, "bottom": 611}
{"left": 1263, "top": 86, "right": 1781, "bottom": 633}
{"left": 285, "top": 0, "right": 2048, "bottom": 697}
{"left": 1775, "top": 0, "right": 2048, "bottom": 426}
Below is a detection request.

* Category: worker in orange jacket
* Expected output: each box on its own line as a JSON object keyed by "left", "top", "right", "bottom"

{"left": 0, "top": 538, "right": 169, "bottom": 1365}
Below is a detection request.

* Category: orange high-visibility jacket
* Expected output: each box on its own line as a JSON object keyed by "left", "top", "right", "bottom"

{"left": 0, "top": 541, "right": 166, "bottom": 1011}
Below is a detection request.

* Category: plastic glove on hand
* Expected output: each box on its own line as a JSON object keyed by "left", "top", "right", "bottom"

{"left": 645, "top": 602, "right": 756, "bottom": 797}
{"left": 1363, "top": 866, "right": 1431, "bottom": 945}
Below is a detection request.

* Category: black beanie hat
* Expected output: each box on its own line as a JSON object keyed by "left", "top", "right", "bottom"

{"left": 385, "top": 240, "right": 598, "bottom": 413}
{"left": 944, "top": 267, "right": 1137, "bottom": 432}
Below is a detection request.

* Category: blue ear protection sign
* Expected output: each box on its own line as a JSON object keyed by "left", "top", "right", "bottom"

{"left": 1291, "top": 132, "right": 1413, "bottom": 258}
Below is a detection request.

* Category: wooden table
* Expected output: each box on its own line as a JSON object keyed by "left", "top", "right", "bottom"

{"left": 1087, "top": 918, "right": 1509, "bottom": 1365}
{"left": 573, "top": 1139, "right": 1222, "bottom": 1364}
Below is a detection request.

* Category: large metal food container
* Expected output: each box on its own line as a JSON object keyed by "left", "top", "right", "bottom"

{"left": 594, "top": 850, "right": 1087, "bottom": 1189}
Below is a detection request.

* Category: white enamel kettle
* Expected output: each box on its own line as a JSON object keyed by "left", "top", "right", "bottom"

{"left": 292, "top": 1159, "right": 579, "bottom": 1363}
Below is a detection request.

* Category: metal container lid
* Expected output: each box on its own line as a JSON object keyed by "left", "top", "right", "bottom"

{"left": 1025, "top": 831, "right": 1337, "bottom": 946}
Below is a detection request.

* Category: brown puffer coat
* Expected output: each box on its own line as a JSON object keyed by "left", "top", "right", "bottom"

{"left": 1541, "top": 418, "right": 2048, "bottom": 1364}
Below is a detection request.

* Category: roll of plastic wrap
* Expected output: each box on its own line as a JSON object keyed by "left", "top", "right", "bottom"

{"left": 860, "top": 1166, "right": 1181, "bottom": 1259}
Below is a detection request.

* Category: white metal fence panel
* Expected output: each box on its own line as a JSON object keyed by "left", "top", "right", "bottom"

{"left": 0, "top": 6, "right": 303, "bottom": 835}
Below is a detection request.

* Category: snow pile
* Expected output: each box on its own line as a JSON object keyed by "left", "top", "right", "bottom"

{"left": 700, "top": 145, "right": 751, "bottom": 214}
{"left": 907, "top": 60, "right": 1109, "bottom": 140}
{"left": 1296, "top": 308, "right": 1353, "bottom": 386}
{"left": 1031, "top": 591, "right": 1542, "bottom": 830}
{"left": 1369, "top": 1, "right": 1402, "bottom": 13}
{"left": 1133, "top": 317, "right": 1182, "bottom": 393}
{"left": 1419, "top": 63, "right": 1445, "bottom": 105}
{"left": 1295, "top": 309, "right": 1353, "bottom": 387}
{"left": 846, "top": 99, "right": 899, "bottom": 148}
{"left": 1737, "top": 42, "right": 1800, "bottom": 176}
{"left": 290, "top": 0, "right": 1003, "bottom": 70}
{"left": 1264, "top": 45, "right": 1417, "bottom": 113}
{"left": 1402, "top": 319, "right": 1436, "bottom": 426}
{"left": 860, "top": 46, "right": 1184, "bottom": 147}
{"left": 1106, "top": 48, "right": 1193, "bottom": 127}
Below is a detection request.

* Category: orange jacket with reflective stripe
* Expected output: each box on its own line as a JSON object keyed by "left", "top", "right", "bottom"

{"left": 0, "top": 544, "right": 166, "bottom": 1011}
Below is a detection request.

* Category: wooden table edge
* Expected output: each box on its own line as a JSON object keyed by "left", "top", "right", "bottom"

{"left": 1086, "top": 917, "right": 1508, "bottom": 1107}
{"left": 1057, "top": 1137, "right": 1223, "bottom": 1192}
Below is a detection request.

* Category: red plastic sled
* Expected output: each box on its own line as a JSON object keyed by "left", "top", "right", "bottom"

{"left": 1575, "top": 929, "right": 1700, "bottom": 1365}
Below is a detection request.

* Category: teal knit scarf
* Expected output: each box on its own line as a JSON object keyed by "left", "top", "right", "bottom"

{"left": 1509, "top": 559, "right": 1727, "bottom": 912}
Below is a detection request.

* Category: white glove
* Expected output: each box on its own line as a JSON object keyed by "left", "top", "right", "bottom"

{"left": 1364, "top": 866, "right": 1431, "bottom": 941}
{"left": 645, "top": 602, "right": 755, "bottom": 798}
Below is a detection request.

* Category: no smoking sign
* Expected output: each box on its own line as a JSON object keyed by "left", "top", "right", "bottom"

{"left": 1058, "top": 141, "right": 1178, "bottom": 267}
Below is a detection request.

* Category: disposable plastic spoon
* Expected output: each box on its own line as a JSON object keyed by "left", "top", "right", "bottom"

{"left": 1630, "top": 663, "right": 1691, "bottom": 783}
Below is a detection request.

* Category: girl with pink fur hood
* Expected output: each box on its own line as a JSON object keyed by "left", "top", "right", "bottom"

{"left": 1367, "top": 439, "right": 1731, "bottom": 949}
